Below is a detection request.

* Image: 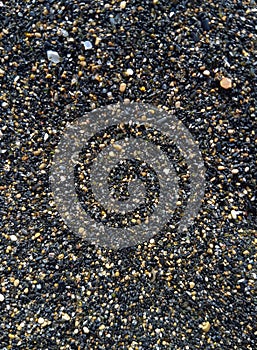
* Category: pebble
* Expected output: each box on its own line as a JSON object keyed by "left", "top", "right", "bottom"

{"left": 82, "top": 40, "right": 93, "bottom": 50}
{"left": 38, "top": 317, "right": 45, "bottom": 324}
{"left": 201, "top": 321, "right": 211, "bottom": 332}
{"left": 83, "top": 326, "right": 90, "bottom": 333}
{"left": 120, "top": 1, "right": 126, "bottom": 9}
{"left": 203, "top": 70, "right": 210, "bottom": 76}
{"left": 62, "top": 313, "right": 71, "bottom": 321}
{"left": 0, "top": 294, "right": 4, "bottom": 302}
{"left": 189, "top": 281, "right": 195, "bottom": 289}
{"left": 10, "top": 234, "right": 17, "bottom": 241}
{"left": 47, "top": 50, "right": 61, "bottom": 63}
{"left": 126, "top": 68, "right": 134, "bottom": 76}
{"left": 120, "top": 82, "right": 127, "bottom": 93}
{"left": 220, "top": 77, "right": 232, "bottom": 89}
{"left": 231, "top": 210, "right": 240, "bottom": 219}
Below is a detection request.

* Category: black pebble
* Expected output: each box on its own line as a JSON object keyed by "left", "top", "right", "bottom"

{"left": 201, "top": 18, "right": 210, "bottom": 31}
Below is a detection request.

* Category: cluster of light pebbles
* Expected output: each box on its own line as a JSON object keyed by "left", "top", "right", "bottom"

{"left": 0, "top": 0, "right": 256, "bottom": 349}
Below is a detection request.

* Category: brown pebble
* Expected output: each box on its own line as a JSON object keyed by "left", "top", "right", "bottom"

{"left": 201, "top": 321, "right": 211, "bottom": 332}
{"left": 220, "top": 77, "right": 232, "bottom": 89}
{"left": 120, "top": 83, "right": 127, "bottom": 93}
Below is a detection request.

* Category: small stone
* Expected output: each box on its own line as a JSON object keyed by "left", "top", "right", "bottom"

{"left": 201, "top": 18, "right": 210, "bottom": 31}
{"left": 0, "top": 294, "right": 4, "bottom": 302}
{"left": 120, "top": 1, "right": 126, "bottom": 9}
{"left": 231, "top": 210, "right": 238, "bottom": 219}
{"left": 83, "top": 326, "right": 90, "bottom": 333}
{"left": 82, "top": 41, "right": 93, "bottom": 50}
{"left": 99, "top": 324, "right": 105, "bottom": 330}
{"left": 220, "top": 77, "right": 232, "bottom": 89}
{"left": 47, "top": 50, "right": 61, "bottom": 63}
{"left": 112, "top": 144, "right": 123, "bottom": 151}
{"left": 120, "top": 83, "right": 127, "bottom": 92}
{"left": 33, "top": 149, "right": 42, "bottom": 156}
{"left": 201, "top": 321, "right": 211, "bottom": 332}
{"left": 175, "top": 101, "right": 181, "bottom": 108}
{"left": 78, "top": 227, "right": 85, "bottom": 234}
{"left": 189, "top": 282, "right": 195, "bottom": 289}
{"left": 62, "top": 313, "right": 71, "bottom": 321}
{"left": 61, "top": 29, "right": 68, "bottom": 37}
{"left": 39, "top": 163, "right": 47, "bottom": 170}
{"left": 231, "top": 169, "right": 239, "bottom": 174}
{"left": 10, "top": 234, "right": 17, "bottom": 241}
{"left": 14, "top": 279, "right": 20, "bottom": 287}
{"left": 203, "top": 70, "right": 210, "bottom": 76}
{"left": 38, "top": 317, "right": 45, "bottom": 324}
{"left": 126, "top": 68, "right": 134, "bottom": 76}
{"left": 0, "top": 68, "right": 5, "bottom": 76}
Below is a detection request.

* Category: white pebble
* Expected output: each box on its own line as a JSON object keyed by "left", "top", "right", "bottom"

{"left": 120, "top": 1, "right": 126, "bottom": 9}
{"left": 38, "top": 317, "right": 45, "bottom": 324}
{"left": 126, "top": 68, "right": 134, "bottom": 76}
{"left": 47, "top": 50, "right": 61, "bottom": 63}
{"left": 82, "top": 41, "right": 93, "bottom": 50}
{"left": 83, "top": 326, "right": 90, "bottom": 333}
{"left": 61, "top": 29, "right": 69, "bottom": 37}
{"left": 231, "top": 210, "right": 239, "bottom": 219}
{"left": 10, "top": 234, "right": 17, "bottom": 241}
{"left": 62, "top": 313, "right": 71, "bottom": 321}
{"left": 0, "top": 294, "right": 4, "bottom": 302}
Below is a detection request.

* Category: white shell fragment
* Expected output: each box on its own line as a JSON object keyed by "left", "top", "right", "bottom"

{"left": 47, "top": 50, "right": 61, "bottom": 63}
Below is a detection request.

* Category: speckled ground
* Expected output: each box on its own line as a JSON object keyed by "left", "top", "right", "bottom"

{"left": 0, "top": 0, "right": 256, "bottom": 349}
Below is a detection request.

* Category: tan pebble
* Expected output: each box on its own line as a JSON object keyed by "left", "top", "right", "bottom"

{"left": 120, "top": 1, "right": 126, "bottom": 9}
{"left": 78, "top": 227, "right": 85, "bottom": 234}
{"left": 218, "top": 165, "right": 225, "bottom": 170}
{"left": 220, "top": 77, "right": 232, "bottom": 89}
{"left": 201, "top": 321, "right": 211, "bottom": 332}
{"left": 175, "top": 101, "right": 181, "bottom": 108}
{"left": 95, "top": 37, "right": 101, "bottom": 45}
{"left": 113, "top": 143, "right": 123, "bottom": 151}
{"left": 39, "top": 163, "right": 47, "bottom": 170}
{"left": 0, "top": 68, "right": 5, "bottom": 76}
{"left": 78, "top": 55, "right": 86, "bottom": 61}
{"left": 14, "top": 279, "right": 20, "bottom": 287}
{"left": 120, "top": 82, "right": 127, "bottom": 92}
{"left": 33, "top": 149, "right": 42, "bottom": 156}
{"left": 99, "top": 324, "right": 105, "bottom": 330}
{"left": 62, "top": 313, "right": 71, "bottom": 321}
{"left": 231, "top": 169, "right": 239, "bottom": 174}
{"left": 189, "top": 282, "right": 195, "bottom": 289}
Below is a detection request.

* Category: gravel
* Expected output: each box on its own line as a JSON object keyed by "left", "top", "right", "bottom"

{"left": 0, "top": 0, "right": 256, "bottom": 349}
